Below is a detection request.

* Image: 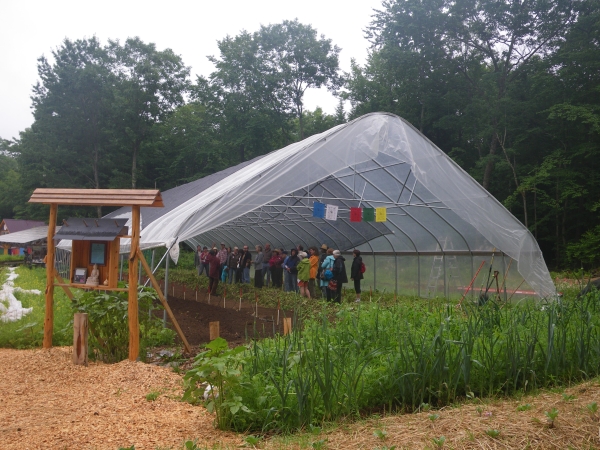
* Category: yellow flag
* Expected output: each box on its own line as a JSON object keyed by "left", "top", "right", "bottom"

{"left": 375, "top": 207, "right": 387, "bottom": 222}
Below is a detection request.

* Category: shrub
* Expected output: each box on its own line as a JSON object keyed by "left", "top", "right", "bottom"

{"left": 71, "top": 285, "right": 175, "bottom": 362}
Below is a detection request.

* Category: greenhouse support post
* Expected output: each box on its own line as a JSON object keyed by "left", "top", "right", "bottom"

{"left": 163, "top": 251, "right": 169, "bottom": 326}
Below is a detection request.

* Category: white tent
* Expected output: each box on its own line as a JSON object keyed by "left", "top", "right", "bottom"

{"left": 105, "top": 112, "right": 555, "bottom": 298}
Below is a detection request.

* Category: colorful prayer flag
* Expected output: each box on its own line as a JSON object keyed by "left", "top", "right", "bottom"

{"left": 325, "top": 204, "right": 339, "bottom": 221}
{"left": 313, "top": 202, "right": 325, "bottom": 218}
{"left": 363, "top": 208, "right": 375, "bottom": 222}
{"left": 375, "top": 207, "right": 387, "bottom": 222}
{"left": 350, "top": 207, "right": 362, "bottom": 222}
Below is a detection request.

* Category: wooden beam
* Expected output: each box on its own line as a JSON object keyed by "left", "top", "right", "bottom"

{"left": 29, "top": 189, "right": 163, "bottom": 207}
{"left": 43, "top": 204, "right": 57, "bottom": 349}
{"left": 137, "top": 247, "right": 191, "bottom": 354}
{"left": 128, "top": 205, "right": 140, "bottom": 361}
{"left": 54, "top": 271, "right": 74, "bottom": 300}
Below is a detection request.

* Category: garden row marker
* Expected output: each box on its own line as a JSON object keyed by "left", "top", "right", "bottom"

{"left": 239, "top": 287, "right": 242, "bottom": 311}
{"left": 370, "top": 286, "right": 372, "bottom": 302}
{"left": 460, "top": 260, "right": 486, "bottom": 305}
{"left": 208, "top": 292, "right": 211, "bottom": 304}
{"left": 277, "top": 298, "right": 280, "bottom": 325}
{"left": 137, "top": 247, "right": 191, "bottom": 353}
{"left": 209, "top": 321, "right": 220, "bottom": 341}
{"left": 223, "top": 286, "right": 227, "bottom": 308}
{"left": 255, "top": 291, "right": 258, "bottom": 317}
{"left": 195, "top": 289, "right": 198, "bottom": 301}
{"left": 73, "top": 312, "right": 88, "bottom": 366}
{"left": 283, "top": 317, "right": 292, "bottom": 335}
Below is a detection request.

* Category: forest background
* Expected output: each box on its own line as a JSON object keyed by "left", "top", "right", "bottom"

{"left": 1, "top": 0, "right": 599, "bottom": 270}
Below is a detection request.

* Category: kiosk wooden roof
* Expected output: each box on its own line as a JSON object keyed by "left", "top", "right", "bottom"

{"left": 29, "top": 188, "right": 189, "bottom": 360}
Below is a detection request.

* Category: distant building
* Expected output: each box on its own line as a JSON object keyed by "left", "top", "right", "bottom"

{"left": 0, "top": 219, "right": 46, "bottom": 236}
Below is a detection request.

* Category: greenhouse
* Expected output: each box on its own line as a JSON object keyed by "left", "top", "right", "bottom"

{"left": 102, "top": 112, "right": 554, "bottom": 299}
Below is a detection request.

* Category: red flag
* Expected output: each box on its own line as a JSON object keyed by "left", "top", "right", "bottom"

{"left": 350, "top": 207, "right": 362, "bottom": 222}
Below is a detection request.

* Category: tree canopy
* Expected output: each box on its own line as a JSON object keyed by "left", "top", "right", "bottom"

{"left": 2, "top": 7, "right": 600, "bottom": 269}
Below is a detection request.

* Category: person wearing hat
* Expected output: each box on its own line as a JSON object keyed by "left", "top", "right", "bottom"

{"left": 269, "top": 249, "right": 284, "bottom": 288}
{"left": 297, "top": 251, "right": 311, "bottom": 298}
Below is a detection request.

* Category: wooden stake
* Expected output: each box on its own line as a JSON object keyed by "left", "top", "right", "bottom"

{"left": 223, "top": 286, "right": 227, "bottom": 308}
{"left": 73, "top": 312, "right": 88, "bottom": 366}
{"left": 277, "top": 298, "right": 280, "bottom": 325}
{"left": 128, "top": 205, "right": 140, "bottom": 361}
{"left": 43, "top": 203, "right": 58, "bottom": 349}
{"left": 370, "top": 286, "right": 373, "bottom": 302}
{"left": 195, "top": 289, "right": 198, "bottom": 301}
{"left": 283, "top": 317, "right": 292, "bottom": 335}
{"left": 209, "top": 321, "right": 220, "bottom": 341}
{"left": 208, "top": 293, "right": 211, "bottom": 304}
{"left": 255, "top": 291, "right": 258, "bottom": 316}
{"left": 137, "top": 248, "right": 191, "bottom": 354}
{"left": 239, "top": 287, "right": 242, "bottom": 311}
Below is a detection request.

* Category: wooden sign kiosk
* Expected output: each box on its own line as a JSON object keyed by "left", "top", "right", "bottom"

{"left": 29, "top": 188, "right": 191, "bottom": 360}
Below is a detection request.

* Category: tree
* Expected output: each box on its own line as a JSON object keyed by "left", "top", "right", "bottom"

{"left": 367, "top": 0, "right": 578, "bottom": 189}
{"left": 107, "top": 37, "right": 190, "bottom": 188}
{"left": 259, "top": 19, "right": 342, "bottom": 139}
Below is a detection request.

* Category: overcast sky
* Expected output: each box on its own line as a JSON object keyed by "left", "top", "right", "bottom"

{"left": 1, "top": 0, "right": 383, "bottom": 141}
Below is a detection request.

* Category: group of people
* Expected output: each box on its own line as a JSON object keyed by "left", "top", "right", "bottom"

{"left": 194, "top": 242, "right": 365, "bottom": 303}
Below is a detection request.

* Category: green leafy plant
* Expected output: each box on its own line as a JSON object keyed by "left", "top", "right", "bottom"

{"left": 517, "top": 403, "right": 532, "bottom": 411}
{"left": 311, "top": 439, "right": 327, "bottom": 449}
{"left": 562, "top": 393, "right": 576, "bottom": 402}
{"left": 183, "top": 337, "right": 247, "bottom": 430}
{"left": 431, "top": 436, "right": 446, "bottom": 447}
{"left": 428, "top": 413, "right": 440, "bottom": 422}
{"left": 476, "top": 406, "right": 483, "bottom": 416}
{"left": 545, "top": 408, "right": 559, "bottom": 428}
{"left": 71, "top": 285, "right": 172, "bottom": 362}
{"left": 587, "top": 402, "right": 598, "bottom": 417}
{"left": 183, "top": 440, "right": 200, "bottom": 450}
{"left": 373, "top": 429, "right": 388, "bottom": 440}
{"left": 485, "top": 429, "right": 500, "bottom": 438}
{"left": 243, "top": 435, "right": 261, "bottom": 448}
{"left": 145, "top": 390, "right": 160, "bottom": 401}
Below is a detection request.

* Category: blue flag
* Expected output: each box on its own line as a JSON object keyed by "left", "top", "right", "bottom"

{"left": 313, "top": 201, "right": 325, "bottom": 218}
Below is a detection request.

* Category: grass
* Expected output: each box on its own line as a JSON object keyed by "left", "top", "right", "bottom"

{"left": 0, "top": 266, "right": 72, "bottom": 348}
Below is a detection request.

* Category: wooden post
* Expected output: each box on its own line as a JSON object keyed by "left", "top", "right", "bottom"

{"left": 73, "top": 312, "right": 88, "bottom": 366}
{"left": 223, "top": 286, "right": 226, "bottom": 308}
{"left": 209, "top": 321, "right": 220, "bottom": 341}
{"left": 283, "top": 317, "right": 292, "bottom": 335}
{"left": 43, "top": 203, "right": 58, "bottom": 349}
{"left": 137, "top": 248, "right": 191, "bottom": 353}
{"left": 128, "top": 205, "right": 140, "bottom": 361}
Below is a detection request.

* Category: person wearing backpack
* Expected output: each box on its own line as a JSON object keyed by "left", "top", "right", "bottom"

{"left": 332, "top": 250, "right": 348, "bottom": 303}
{"left": 320, "top": 248, "right": 335, "bottom": 301}
{"left": 350, "top": 249, "right": 364, "bottom": 302}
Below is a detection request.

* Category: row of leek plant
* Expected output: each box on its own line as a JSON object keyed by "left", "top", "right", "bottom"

{"left": 183, "top": 291, "right": 600, "bottom": 433}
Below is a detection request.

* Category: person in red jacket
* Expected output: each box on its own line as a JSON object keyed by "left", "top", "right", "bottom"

{"left": 269, "top": 249, "right": 284, "bottom": 288}
{"left": 205, "top": 248, "right": 221, "bottom": 295}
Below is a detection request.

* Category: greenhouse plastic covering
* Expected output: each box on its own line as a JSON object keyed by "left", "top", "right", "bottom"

{"left": 103, "top": 112, "right": 554, "bottom": 298}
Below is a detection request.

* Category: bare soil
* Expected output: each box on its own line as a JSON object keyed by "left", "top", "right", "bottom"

{"left": 160, "top": 287, "right": 293, "bottom": 350}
